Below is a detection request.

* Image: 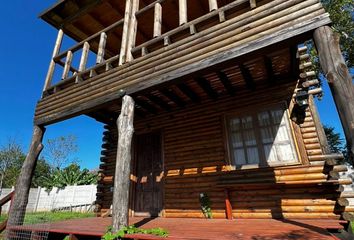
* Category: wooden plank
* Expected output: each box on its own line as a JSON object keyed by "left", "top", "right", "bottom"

{"left": 225, "top": 189, "right": 233, "bottom": 220}
{"left": 153, "top": 3, "right": 162, "bottom": 38}
{"left": 125, "top": 0, "right": 140, "bottom": 62}
{"left": 119, "top": 0, "right": 133, "bottom": 65}
{"left": 112, "top": 95, "right": 135, "bottom": 231}
{"left": 145, "top": 94, "right": 171, "bottom": 111}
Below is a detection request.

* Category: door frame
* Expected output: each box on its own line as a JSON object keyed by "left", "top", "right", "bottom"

{"left": 130, "top": 130, "right": 165, "bottom": 217}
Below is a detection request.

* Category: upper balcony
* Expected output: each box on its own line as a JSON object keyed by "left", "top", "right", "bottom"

{"left": 35, "top": 0, "right": 331, "bottom": 125}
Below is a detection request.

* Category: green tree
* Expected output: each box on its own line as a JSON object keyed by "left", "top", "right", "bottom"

{"left": 41, "top": 163, "right": 97, "bottom": 191}
{"left": 321, "top": 0, "right": 354, "bottom": 67}
{"left": 323, "top": 125, "right": 351, "bottom": 165}
{"left": 0, "top": 139, "right": 51, "bottom": 188}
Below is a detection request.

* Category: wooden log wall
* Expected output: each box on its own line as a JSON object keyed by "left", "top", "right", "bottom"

{"left": 95, "top": 82, "right": 352, "bottom": 220}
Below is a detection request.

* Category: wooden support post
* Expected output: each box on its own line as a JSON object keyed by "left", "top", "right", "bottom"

{"left": 179, "top": 0, "right": 187, "bottom": 25}
{"left": 250, "top": 0, "right": 257, "bottom": 9}
{"left": 224, "top": 189, "right": 233, "bottom": 220}
{"left": 112, "top": 95, "right": 135, "bottom": 232}
{"left": 96, "top": 32, "right": 107, "bottom": 64}
{"left": 208, "top": 0, "right": 218, "bottom": 11}
{"left": 153, "top": 3, "right": 162, "bottom": 38}
{"left": 76, "top": 42, "right": 90, "bottom": 83}
{"left": 62, "top": 51, "right": 73, "bottom": 80}
{"left": 7, "top": 126, "right": 45, "bottom": 227}
{"left": 119, "top": 0, "right": 132, "bottom": 65}
{"left": 43, "top": 29, "right": 64, "bottom": 92}
{"left": 313, "top": 26, "right": 354, "bottom": 162}
{"left": 125, "top": 0, "right": 140, "bottom": 62}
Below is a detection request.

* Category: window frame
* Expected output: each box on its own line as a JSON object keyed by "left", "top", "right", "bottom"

{"left": 223, "top": 102, "right": 300, "bottom": 169}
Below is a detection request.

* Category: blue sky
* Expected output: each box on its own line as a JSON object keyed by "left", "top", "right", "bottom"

{"left": 0, "top": 1, "right": 347, "bottom": 170}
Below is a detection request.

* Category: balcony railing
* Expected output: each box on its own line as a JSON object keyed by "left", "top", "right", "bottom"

{"left": 41, "top": 0, "right": 265, "bottom": 96}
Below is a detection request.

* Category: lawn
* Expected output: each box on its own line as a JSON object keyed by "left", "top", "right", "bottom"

{"left": 0, "top": 211, "right": 95, "bottom": 225}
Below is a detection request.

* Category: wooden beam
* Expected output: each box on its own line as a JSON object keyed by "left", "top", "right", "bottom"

{"left": 290, "top": 45, "right": 299, "bottom": 79}
{"left": 59, "top": 0, "right": 101, "bottom": 27}
{"left": 239, "top": 64, "right": 255, "bottom": 90}
{"left": 249, "top": 0, "right": 257, "bottom": 9}
{"left": 195, "top": 77, "right": 218, "bottom": 100}
{"left": 43, "top": 29, "right": 63, "bottom": 92}
{"left": 179, "top": 0, "right": 187, "bottom": 25}
{"left": 7, "top": 126, "right": 45, "bottom": 228}
{"left": 126, "top": 0, "right": 140, "bottom": 62}
{"left": 177, "top": 83, "right": 200, "bottom": 103}
{"left": 160, "top": 89, "right": 186, "bottom": 107}
{"left": 145, "top": 93, "right": 171, "bottom": 111}
{"left": 264, "top": 56, "right": 276, "bottom": 84}
{"left": 217, "top": 71, "right": 235, "bottom": 96}
{"left": 135, "top": 98, "right": 158, "bottom": 114}
{"left": 112, "top": 95, "right": 134, "bottom": 232}
{"left": 119, "top": 0, "right": 133, "bottom": 65}
{"left": 153, "top": 3, "right": 162, "bottom": 38}
{"left": 313, "top": 26, "right": 354, "bottom": 161}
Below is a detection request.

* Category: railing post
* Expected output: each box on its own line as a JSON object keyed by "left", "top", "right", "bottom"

{"left": 119, "top": 0, "right": 133, "bottom": 65}
{"left": 179, "top": 0, "right": 187, "bottom": 25}
{"left": 62, "top": 51, "right": 73, "bottom": 80}
{"left": 43, "top": 29, "right": 64, "bottom": 92}
{"left": 208, "top": 0, "right": 218, "bottom": 11}
{"left": 250, "top": 0, "right": 257, "bottom": 9}
{"left": 76, "top": 42, "right": 90, "bottom": 83}
{"left": 153, "top": 3, "right": 162, "bottom": 38}
{"left": 125, "top": 0, "right": 140, "bottom": 62}
{"left": 96, "top": 32, "right": 107, "bottom": 64}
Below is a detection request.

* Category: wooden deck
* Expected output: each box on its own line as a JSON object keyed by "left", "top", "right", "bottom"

{"left": 7, "top": 217, "right": 347, "bottom": 240}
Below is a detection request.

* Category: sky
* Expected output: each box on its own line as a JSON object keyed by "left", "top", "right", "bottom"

{"left": 0, "top": 1, "right": 348, "bottom": 170}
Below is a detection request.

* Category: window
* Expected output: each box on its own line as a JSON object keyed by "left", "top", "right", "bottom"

{"left": 226, "top": 103, "right": 298, "bottom": 168}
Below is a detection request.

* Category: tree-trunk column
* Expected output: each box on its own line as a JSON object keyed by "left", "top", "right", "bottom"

{"left": 7, "top": 125, "right": 45, "bottom": 227}
{"left": 112, "top": 95, "right": 135, "bottom": 231}
{"left": 313, "top": 26, "right": 354, "bottom": 162}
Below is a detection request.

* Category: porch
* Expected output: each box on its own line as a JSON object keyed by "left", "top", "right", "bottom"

{"left": 6, "top": 217, "right": 347, "bottom": 240}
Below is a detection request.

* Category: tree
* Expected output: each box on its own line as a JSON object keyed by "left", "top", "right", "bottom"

{"left": 323, "top": 125, "right": 351, "bottom": 165}
{"left": 44, "top": 135, "right": 78, "bottom": 169}
{"left": 41, "top": 163, "right": 98, "bottom": 191}
{"left": 0, "top": 139, "right": 51, "bottom": 189}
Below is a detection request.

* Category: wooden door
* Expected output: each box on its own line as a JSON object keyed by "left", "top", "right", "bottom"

{"left": 134, "top": 132, "right": 163, "bottom": 217}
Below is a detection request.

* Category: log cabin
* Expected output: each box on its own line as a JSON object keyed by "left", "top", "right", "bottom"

{"left": 4, "top": 0, "right": 354, "bottom": 239}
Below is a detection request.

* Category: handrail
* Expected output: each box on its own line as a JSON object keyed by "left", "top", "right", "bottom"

{"left": 0, "top": 191, "right": 14, "bottom": 233}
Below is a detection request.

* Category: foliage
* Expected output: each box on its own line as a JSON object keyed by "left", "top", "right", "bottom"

{"left": 41, "top": 163, "right": 98, "bottom": 191}
{"left": 63, "top": 236, "right": 70, "bottom": 240}
{"left": 0, "top": 139, "right": 51, "bottom": 188}
{"left": 102, "top": 225, "right": 168, "bottom": 240}
{"left": 0, "top": 211, "right": 94, "bottom": 225}
{"left": 199, "top": 193, "right": 213, "bottom": 219}
{"left": 44, "top": 135, "right": 78, "bottom": 169}
{"left": 321, "top": 0, "right": 354, "bottom": 67}
{"left": 323, "top": 125, "right": 351, "bottom": 165}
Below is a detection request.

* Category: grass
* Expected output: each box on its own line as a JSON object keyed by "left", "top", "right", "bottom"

{"left": 0, "top": 211, "right": 95, "bottom": 225}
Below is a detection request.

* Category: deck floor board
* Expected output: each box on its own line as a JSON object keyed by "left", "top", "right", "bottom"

{"left": 8, "top": 217, "right": 345, "bottom": 240}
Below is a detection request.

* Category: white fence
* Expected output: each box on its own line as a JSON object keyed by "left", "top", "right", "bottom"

{"left": 0, "top": 185, "right": 97, "bottom": 213}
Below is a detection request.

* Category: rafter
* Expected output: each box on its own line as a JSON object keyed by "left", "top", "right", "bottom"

{"left": 195, "top": 77, "right": 218, "bottom": 100}
{"left": 160, "top": 89, "right": 186, "bottom": 107}
{"left": 145, "top": 93, "right": 171, "bottom": 111}
{"left": 239, "top": 64, "right": 255, "bottom": 90}
{"left": 135, "top": 97, "right": 158, "bottom": 114}
{"left": 177, "top": 83, "right": 200, "bottom": 103}
{"left": 217, "top": 71, "right": 235, "bottom": 96}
